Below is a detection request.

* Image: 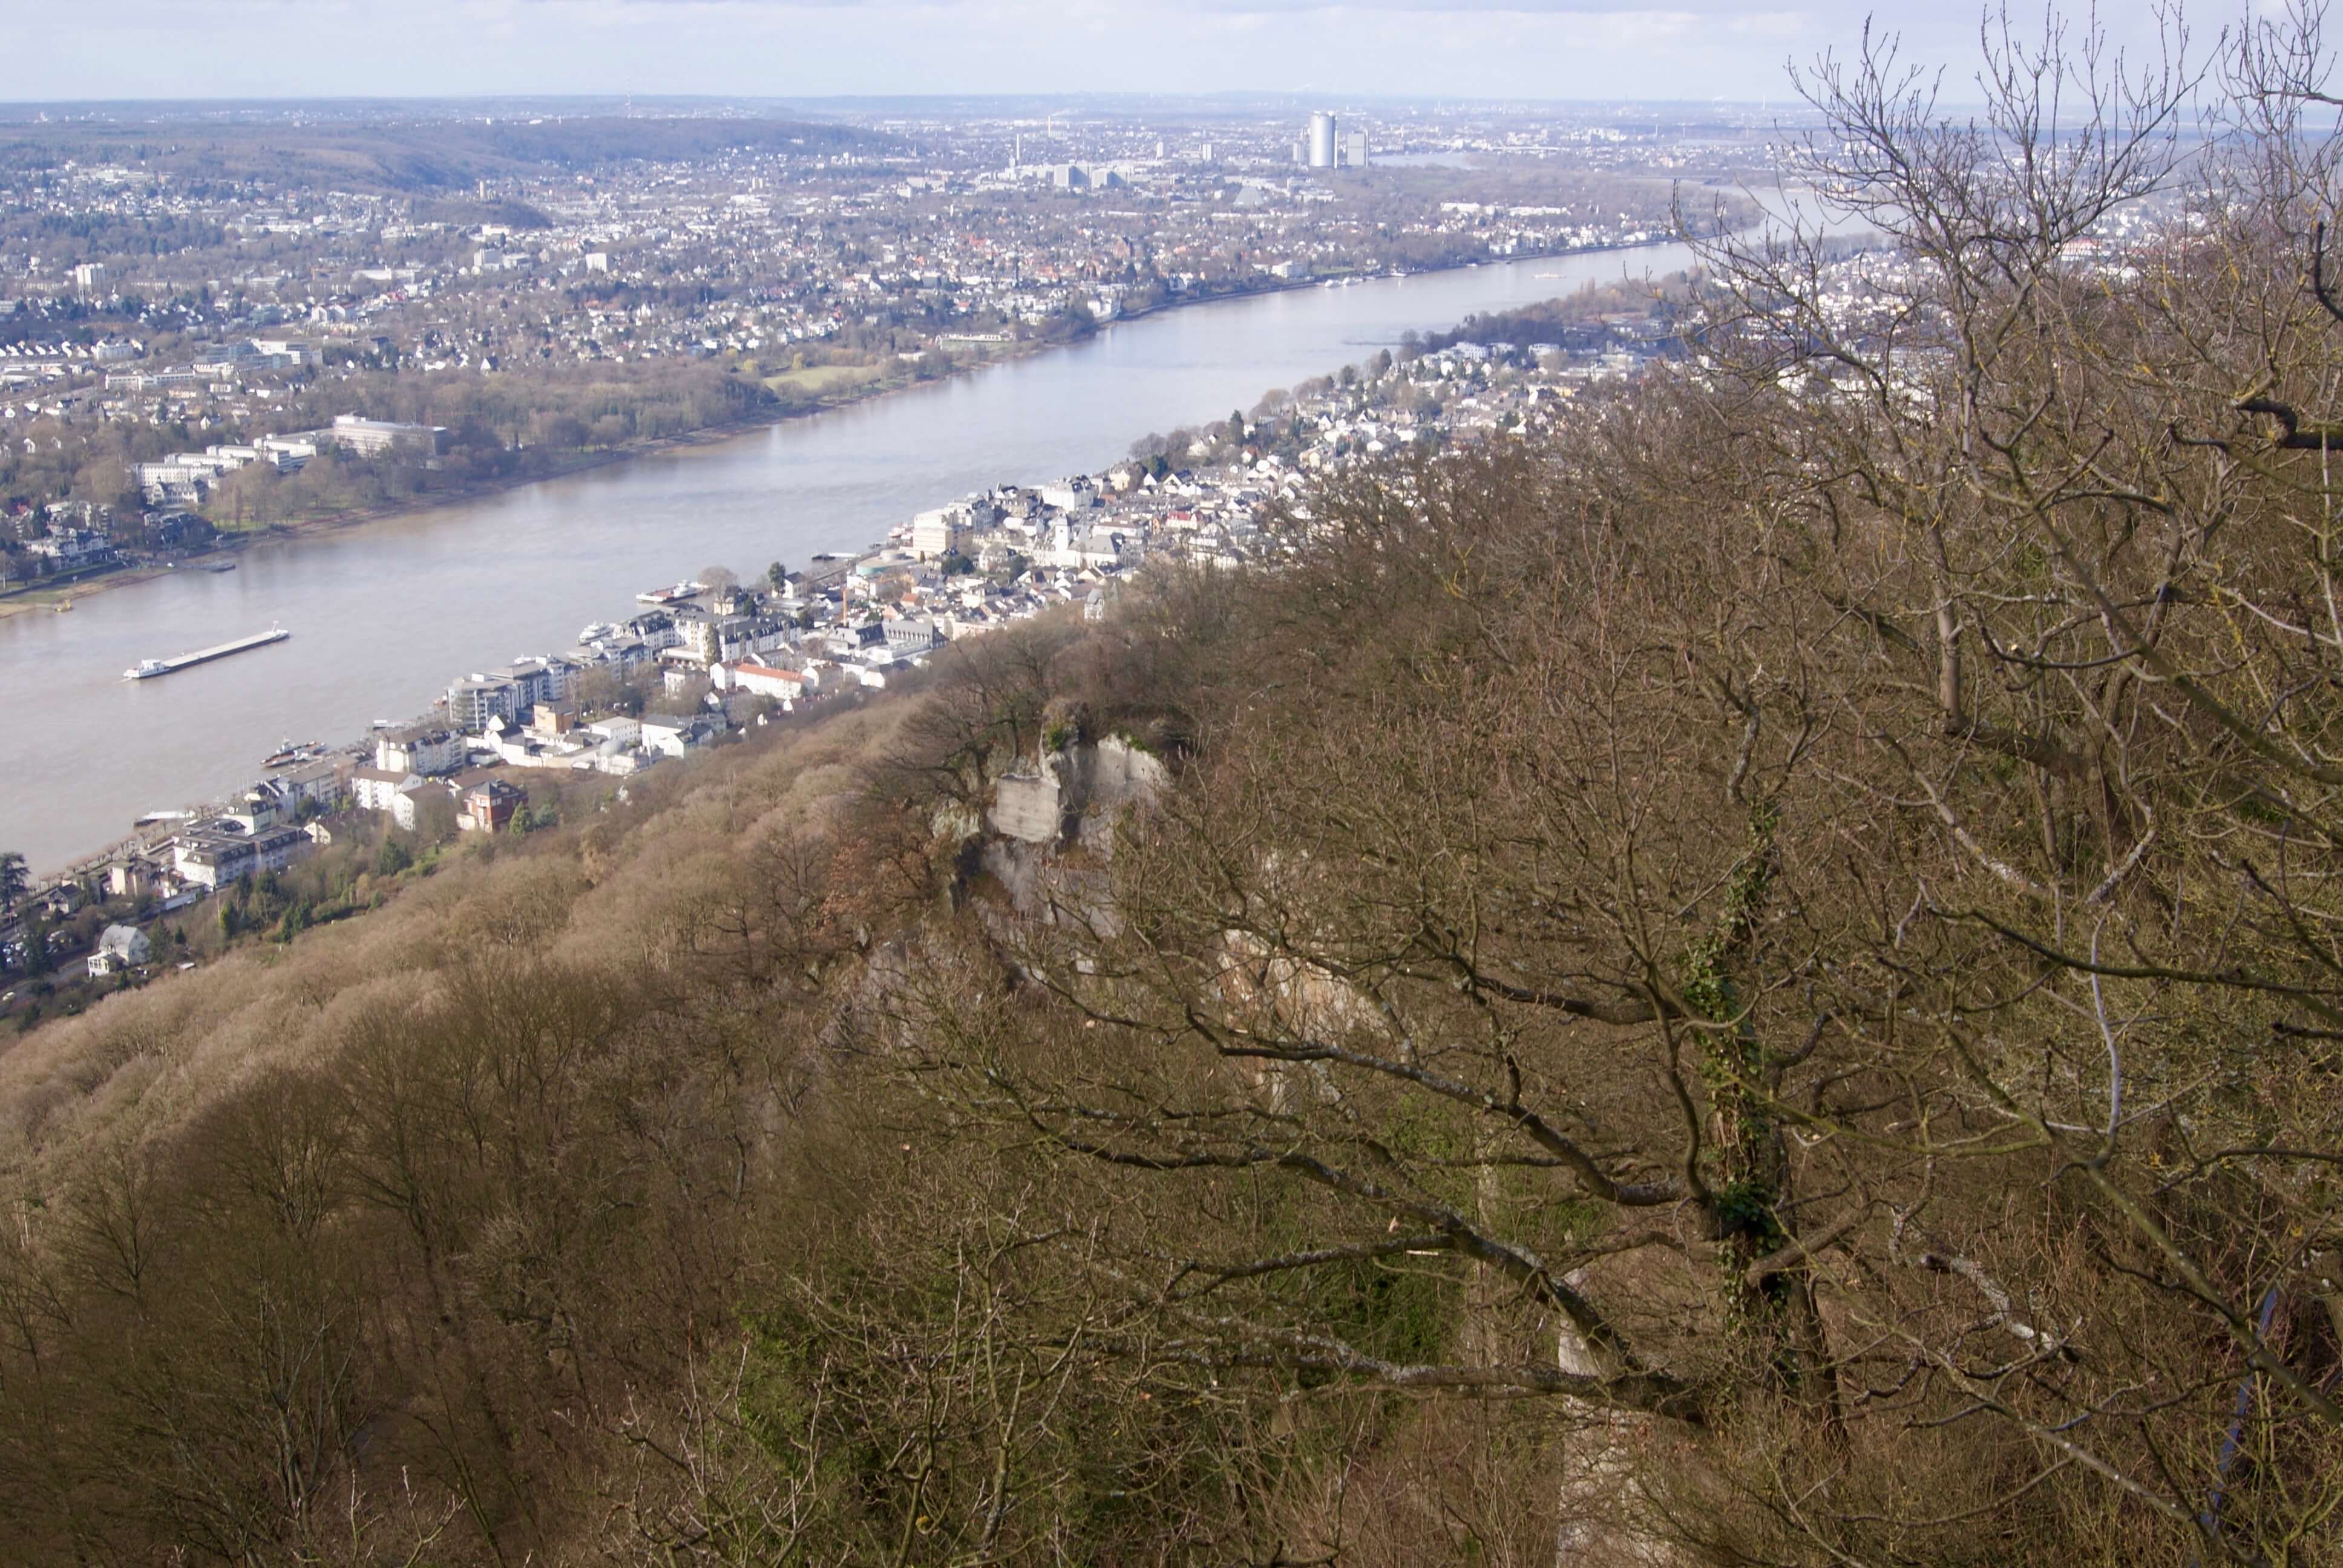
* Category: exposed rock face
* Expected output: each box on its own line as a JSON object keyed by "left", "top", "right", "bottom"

{"left": 989, "top": 769, "right": 1067, "bottom": 846}
{"left": 977, "top": 837, "right": 1049, "bottom": 915}
{"left": 974, "top": 735, "right": 1171, "bottom": 926}
{"left": 986, "top": 735, "right": 1170, "bottom": 853}
{"left": 1077, "top": 736, "right": 1171, "bottom": 846}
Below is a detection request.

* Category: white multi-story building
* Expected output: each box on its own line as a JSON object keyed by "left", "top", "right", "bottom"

{"left": 447, "top": 676, "right": 523, "bottom": 732}
{"left": 1040, "top": 476, "right": 1098, "bottom": 511}
{"left": 170, "top": 823, "right": 310, "bottom": 890}
{"left": 713, "top": 661, "right": 808, "bottom": 701}
{"left": 350, "top": 767, "right": 421, "bottom": 813}
{"left": 376, "top": 726, "right": 465, "bottom": 776}
{"left": 270, "top": 757, "right": 344, "bottom": 812}
{"left": 482, "top": 656, "right": 576, "bottom": 709}
{"left": 330, "top": 414, "right": 447, "bottom": 457}
{"left": 911, "top": 506, "right": 972, "bottom": 561}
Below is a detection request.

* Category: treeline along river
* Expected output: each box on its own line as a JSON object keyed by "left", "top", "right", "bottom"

{"left": 0, "top": 242, "right": 1695, "bottom": 874}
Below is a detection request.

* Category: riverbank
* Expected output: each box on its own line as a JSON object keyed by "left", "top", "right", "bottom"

{"left": 0, "top": 240, "right": 1683, "bottom": 625}
{"left": 0, "top": 333, "right": 1078, "bottom": 624}
{"left": 0, "top": 403, "right": 884, "bottom": 624}
{"left": 0, "top": 333, "right": 1092, "bottom": 624}
{"left": 2, "top": 237, "right": 1714, "bottom": 878}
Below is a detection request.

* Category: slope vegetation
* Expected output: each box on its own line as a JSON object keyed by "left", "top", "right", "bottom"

{"left": 8, "top": 23, "right": 2343, "bottom": 1564}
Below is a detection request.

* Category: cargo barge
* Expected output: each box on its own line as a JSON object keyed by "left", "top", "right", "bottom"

{"left": 123, "top": 626, "right": 290, "bottom": 682}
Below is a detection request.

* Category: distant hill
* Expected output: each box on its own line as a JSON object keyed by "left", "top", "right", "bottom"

{"left": 0, "top": 115, "right": 894, "bottom": 192}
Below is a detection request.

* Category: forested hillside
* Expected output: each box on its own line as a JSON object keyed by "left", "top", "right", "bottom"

{"left": 5, "top": 14, "right": 2343, "bottom": 1566}
{"left": 0, "top": 117, "right": 889, "bottom": 195}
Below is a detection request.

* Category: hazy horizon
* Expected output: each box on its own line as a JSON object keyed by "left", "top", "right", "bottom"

{"left": 11, "top": 2, "right": 2182, "bottom": 105}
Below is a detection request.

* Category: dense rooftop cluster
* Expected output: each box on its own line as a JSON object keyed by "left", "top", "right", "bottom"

{"left": 0, "top": 102, "right": 1764, "bottom": 564}
{"left": 1, "top": 292, "right": 1680, "bottom": 991}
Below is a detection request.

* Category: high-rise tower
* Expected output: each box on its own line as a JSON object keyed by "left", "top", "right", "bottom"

{"left": 1308, "top": 111, "right": 1337, "bottom": 170}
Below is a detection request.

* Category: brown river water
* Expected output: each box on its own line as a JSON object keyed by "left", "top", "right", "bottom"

{"left": 0, "top": 243, "right": 1696, "bottom": 874}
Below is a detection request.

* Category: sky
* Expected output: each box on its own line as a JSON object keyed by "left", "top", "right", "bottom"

{"left": 10, "top": 1, "right": 2190, "bottom": 105}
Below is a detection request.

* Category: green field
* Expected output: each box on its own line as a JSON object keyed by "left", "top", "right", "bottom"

{"left": 762, "top": 363, "right": 888, "bottom": 399}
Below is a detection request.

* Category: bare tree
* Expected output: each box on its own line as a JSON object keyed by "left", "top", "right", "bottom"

{"left": 854, "top": 11, "right": 2343, "bottom": 1562}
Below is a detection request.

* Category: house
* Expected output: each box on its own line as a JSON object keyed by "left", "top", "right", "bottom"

{"left": 582, "top": 741, "right": 653, "bottom": 776}
{"left": 568, "top": 633, "right": 653, "bottom": 668}
{"left": 458, "top": 779, "right": 526, "bottom": 833}
{"left": 523, "top": 705, "right": 576, "bottom": 741}
{"left": 623, "top": 609, "right": 681, "bottom": 649}
{"left": 1045, "top": 518, "right": 1129, "bottom": 570}
{"left": 249, "top": 825, "right": 314, "bottom": 880}
{"left": 640, "top": 714, "right": 726, "bottom": 758}
{"left": 143, "top": 510, "right": 213, "bottom": 549}
{"left": 1041, "top": 476, "right": 1099, "bottom": 511}
{"left": 712, "top": 661, "right": 808, "bottom": 701}
{"left": 25, "top": 528, "right": 114, "bottom": 570}
{"left": 825, "top": 621, "right": 887, "bottom": 656}
{"left": 742, "top": 614, "right": 798, "bottom": 659}
{"left": 884, "top": 618, "right": 946, "bottom": 658}
{"left": 106, "top": 855, "right": 166, "bottom": 901}
{"left": 86, "top": 924, "right": 152, "bottom": 977}
{"left": 388, "top": 780, "right": 431, "bottom": 833}
{"left": 350, "top": 766, "right": 421, "bottom": 813}
{"left": 584, "top": 716, "right": 643, "bottom": 748}
{"left": 569, "top": 719, "right": 654, "bottom": 773}
{"left": 224, "top": 788, "right": 286, "bottom": 834}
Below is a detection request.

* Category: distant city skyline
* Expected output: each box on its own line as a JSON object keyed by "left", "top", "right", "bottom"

{"left": 16, "top": 1, "right": 2181, "bottom": 106}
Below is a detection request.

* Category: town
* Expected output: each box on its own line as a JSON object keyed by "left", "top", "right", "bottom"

{"left": 0, "top": 99, "right": 1768, "bottom": 592}
{"left": 2, "top": 198, "right": 2192, "bottom": 1022}
{"left": 4, "top": 5, "right": 2324, "bottom": 1560}
{"left": 0, "top": 289, "right": 1686, "bottom": 1025}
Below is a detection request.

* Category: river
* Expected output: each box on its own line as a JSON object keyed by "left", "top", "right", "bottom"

{"left": 0, "top": 242, "right": 1696, "bottom": 875}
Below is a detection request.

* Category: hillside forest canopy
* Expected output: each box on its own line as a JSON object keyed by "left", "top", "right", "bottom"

{"left": 5, "top": 7, "right": 2343, "bottom": 1566}
{"left": 0, "top": 116, "right": 894, "bottom": 196}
